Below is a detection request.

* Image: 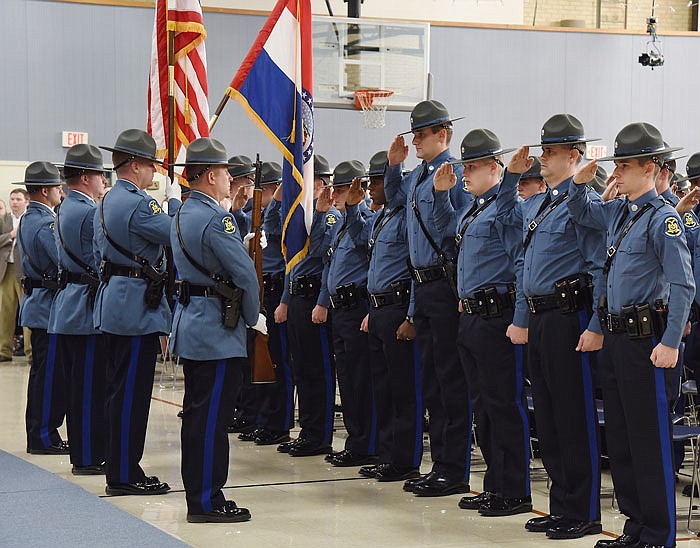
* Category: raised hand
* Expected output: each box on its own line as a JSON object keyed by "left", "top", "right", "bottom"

{"left": 315, "top": 186, "right": 333, "bottom": 212}
{"left": 573, "top": 160, "right": 598, "bottom": 186}
{"left": 388, "top": 135, "right": 409, "bottom": 167}
{"left": 507, "top": 146, "right": 533, "bottom": 174}
{"left": 345, "top": 178, "right": 366, "bottom": 206}
{"left": 232, "top": 186, "right": 248, "bottom": 211}
{"left": 601, "top": 176, "right": 619, "bottom": 202}
{"left": 433, "top": 163, "right": 457, "bottom": 192}
{"left": 676, "top": 187, "right": 700, "bottom": 214}
{"left": 273, "top": 182, "right": 283, "bottom": 202}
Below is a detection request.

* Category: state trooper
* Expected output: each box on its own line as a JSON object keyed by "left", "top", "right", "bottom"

{"left": 276, "top": 154, "right": 339, "bottom": 457}
{"left": 385, "top": 100, "right": 472, "bottom": 497}
{"left": 347, "top": 150, "right": 423, "bottom": 482}
{"left": 432, "top": 130, "right": 532, "bottom": 516}
{"left": 49, "top": 145, "right": 108, "bottom": 474}
{"left": 315, "top": 160, "right": 377, "bottom": 467}
{"left": 94, "top": 129, "right": 181, "bottom": 495}
{"left": 17, "top": 162, "right": 67, "bottom": 455}
{"left": 170, "top": 137, "right": 263, "bottom": 523}
{"left": 237, "top": 161, "right": 295, "bottom": 446}
{"left": 496, "top": 114, "right": 605, "bottom": 539}
{"left": 517, "top": 157, "right": 547, "bottom": 201}
{"left": 570, "top": 122, "right": 694, "bottom": 548}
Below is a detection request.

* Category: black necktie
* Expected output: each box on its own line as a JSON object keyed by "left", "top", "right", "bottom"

{"left": 614, "top": 200, "right": 630, "bottom": 234}
{"left": 417, "top": 163, "right": 429, "bottom": 184}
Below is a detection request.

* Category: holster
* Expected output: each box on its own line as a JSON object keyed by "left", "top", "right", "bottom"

{"left": 20, "top": 277, "right": 33, "bottom": 297}
{"left": 441, "top": 257, "right": 460, "bottom": 301}
{"left": 216, "top": 281, "right": 243, "bottom": 328}
{"left": 554, "top": 274, "right": 592, "bottom": 314}
{"left": 142, "top": 265, "right": 166, "bottom": 310}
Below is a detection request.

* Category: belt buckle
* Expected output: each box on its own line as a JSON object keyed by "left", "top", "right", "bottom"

{"left": 369, "top": 294, "right": 379, "bottom": 308}
{"left": 414, "top": 269, "right": 424, "bottom": 284}
{"left": 463, "top": 299, "right": 473, "bottom": 314}
{"left": 605, "top": 314, "right": 614, "bottom": 332}
{"left": 527, "top": 220, "right": 538, "bottom": 231}
{"left": 527, "top": 297, "right": 536, "bottom": 314}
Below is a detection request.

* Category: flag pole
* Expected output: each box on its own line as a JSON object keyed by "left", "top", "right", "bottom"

{"left": 165, "top": 23, "right": 177, "bottom": 309}
{"left": 208, "top": 91, "right": 231, "bottom": 132}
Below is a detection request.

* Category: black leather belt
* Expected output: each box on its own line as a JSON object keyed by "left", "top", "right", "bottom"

{"left": 526, "top": 294, "right": 560, "bottom": 314}
{"left": 410, "top": 265, "right": 445, "bottom": 284}
{"left": 330, "top": 284, "right": 367, "bottom": 310}
{"left": 108, "top": 265, "right": 145, "bottom": 279}
{"left": 24, "top": 277, "right": 60, "bottom": 291}
{"left": 263, "top": 272, "right": 284, "bottom": 294}
{"left": 65, "top": 271, "right": 99, "bottom": 286}
{"left": 603, "top": 313, "right": 626, "bottom": 333}
{"left": 289, "top": 275, "right": 322, "bottom": 298}
{"left": 186, "top": 284, "right": 220, "bottom": 298}
{"left": 462, "top": 291, "right": 513, "bottom": 316}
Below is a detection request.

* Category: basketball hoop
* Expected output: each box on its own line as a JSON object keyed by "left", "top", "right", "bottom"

{"left": 354, "top": 89, "right": 394, "bottom": 129}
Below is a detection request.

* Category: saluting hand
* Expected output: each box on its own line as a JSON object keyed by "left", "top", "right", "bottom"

{"left": 273, "top": 182, "right": 283, "bottom": 202}
{"left": 573, "top": 160, "right": 598, "bottom": 186}
{"left": 655, "top": 165, "right": 673, "bottom": 193}
{"left": 601, "top": 176, "right": 619, "bottom": 202}
{"left": 433, "top": 163, "right": 456, "bottom": 192}
{"left": 650, "top": 342, "right": 678, "bottom": 369}
{"left": 315, "top": 187, "right": 333, "bottom": 212}
{"left": 388, "top": 135, "right": 409, "bottom": 167}
{"left": 346, "top": 179, "right": 365, "bottom": 207}
{"left": 575, "top": 329, "right": 603, "bottom": 352}
{"left": 507, "top": 146, "right": 533, "bottom": 174}
{"left": 676, "top": 188, "right": 700, "bottom": 214}
{"left": 232, "top": 186, "right": 248, "bottom": 211}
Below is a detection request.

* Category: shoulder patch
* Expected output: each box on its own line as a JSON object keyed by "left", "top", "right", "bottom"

{"left": 326, "top": 213, "right": 337, "bottom": 226}
{"left": 148, "top": 199, "right": 162, "bottom": 215}
{"left": 663, "top": 216, "right": 683, "bottom": 239}
{"left": 684, "top": 212, "right": 699, "bottom": 231}
{"left": 222, "top": 215, "right": 236, "bottom": 234}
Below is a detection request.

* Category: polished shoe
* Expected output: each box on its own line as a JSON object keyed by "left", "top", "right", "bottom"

{"left": 255, "top": 430, "right": 290, "bottom": 446}
{"left": 106, "top": 476, "right": 171, "bottom": 496}
{"left": 458, "top": 491, "right": 495, "bottom": 510}
{"left": 683, "top": 483, "right": 699, "bottom": 497}
{"left": 525, "top": 514, "right": 563, "bottom": 532}
{"left": 594, "top": 534, "right": 640, "bottom": 547}
{"left": 375, "top": 464, "right": 421, "bottom": 482}
{"left": 288, "top": 439, "right": 333, "bottom": 457}
{"left": 227, "top": 418, "right": 256, "bottom": 434}
{"left": 412, "top": 475, "right": 470, "bottom": 497}
{"left": 187, "top": 500, "right": 251, "bottom": 523}
{"left": 277, "top": 438, "right": 302, "bottom": 453}
{"left": 325, "top": 449, "right": 346, "bottom": 463}
{"left": 330, "top": 451, "right": 377, "bottom": 467}
{"left": 72, "top": 463, "right": 105, "bottom": 476}
{"left": 359, "top": 464, "right": 381, "bottom": 478}
{"left": 27, "top": 441, "right": 70, "bottom": 455}
{"left": 177, "top": 410, "right": 184, "bottom": 419}
{"left": 238, "top": 428, "right": 263, "bottom": 442}
{"left": 478, "top": 495, "right": 532, "bottom": 516}
{"left": 403, "top": 471, "right": 436, "bottom": 492}
{"left": 546, "top": 518, "right": 602, "bottom": 539}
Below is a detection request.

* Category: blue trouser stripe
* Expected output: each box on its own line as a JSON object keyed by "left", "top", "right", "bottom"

{"left": 40, "top": 334, "right": 58, "bottom": 447}
{"left": 578, "top": 309, "right": 600, "bottom": 521}
{"left": 201, "top": 360, "right": 226, "bottom": 514}
{"left": 279, "top": 323, "right": 294, "bottom": 430}
{"left": 120, "top": 336, "right": 141, "bottom": 483}
{"left": 514, "top": 344, "right": 531, "bottom": 495}
{"left": 367, "top": 393, "right": 377, "bottom": 456}
{"left": 82, "top": 336, "right": 96, "bottom": 465}
{"left": 319, "top": 324, "right": 333, "bottom": 445}
{"left": 412, "top": 340, "right": 423, "bottom": 468}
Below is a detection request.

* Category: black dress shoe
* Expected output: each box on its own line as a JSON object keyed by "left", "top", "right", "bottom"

{"left": 595, "top": 534, "right": 640, "bottom": 547}
{"left": 330, "top": 451, "right": 377, "bottom": 467}
{"left": 412, "top": 474, "right": 470, "bottom": 497}
{"left": 28, "top": 441, "right": 70, "bottom": 455}
{"left": 255, "top": 430, "right": 290, "bottom": 446}
{"left": 403, "top": 471, "right": 436, "bottom": 492}
{"left": 238, "top": 428, "right": 263, "bottom": 442}
{"left": 277, "top": 438, "right": 302, "bottom": 453}
{"left": 325, "top": 449, "right": 347, "bottom": 463}
{"left": 72, "top": 463, "right": 106, "bottom": 476}
{"left": 683, "top": 483, "right": 699, "bottom": 497}
{"left": 177, "top": 410, "right": 184, "bottom": 418}
{"left": 375, "top": 464, "right": 421, "bottom": 482}
{"left": 478, "top": 495, "right": 532, "bottom": 516}
{"left": 227, "top": 418, "right": 256, "bottom": 434}
{"left": 458, "top": 491, "right": 495, "bottom": 510}
{"left": 187, "top": 500, "right": 251, "bottom": 523}
{"left": 546, "top": 518, "right": 602, "bottom": 539}
{"left": 288, "top": 439, "right": 333, "bottom": 457}
{"left": 359, "top": 464, "right": 381, "bottom": 478}
{"left": 106, "top": 476, "right": 171, "bottom": 496}
{"left": 525, "top": 514, "right": 563, "bottom": 532}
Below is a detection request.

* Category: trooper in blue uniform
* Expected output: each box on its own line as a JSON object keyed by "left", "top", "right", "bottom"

{"left": 170, "top": 138, "right": 262, "bottom": 523}
{"left": 276, "top": 155, "right": 340, "bottom": 457}
{"left": 316, "top": 160, "right": 377, "bottom": 467}
{"left": 237, "top": 161, "right": 294, "bottom": 446}
{"left": 496, "top": 114, "right": 605, "bottom": 539}
{"left": 94, "top": 129, "right": 181, "bottom": 496}
{"left": 17, "top": 162, "right": 67, "bottom": 455}
{"left": 570, "top": 122, "right": 695, "bottom": 548}
{"left": 517, "top": 157, "right": 547, "bottom": 201}
{"left": 386, "top": 100, "right": 471, "bottom": 497}
{"left": 49, "top": 145, "right": 108, "bottom": 474}
{"left": 432, "top": 130, "right": 532, "bottom": 516}
{"left": 346, "top": 151, "right": 423, "bottom": 482}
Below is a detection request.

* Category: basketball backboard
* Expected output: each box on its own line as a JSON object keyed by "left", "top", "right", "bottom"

{"left": 313, "top": 16, "right": 430, "bottom": 111}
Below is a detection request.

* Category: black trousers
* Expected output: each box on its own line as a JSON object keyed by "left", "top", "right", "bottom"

{"left": 368, "top": 303, "right": 422, "bottom": 468}
{"left": 528, "top": 308, "right": 601, "bottom": 521}
{"left": 457, "top": 312, "right": 530, "bottom": 498}
{"left": 26, "top": 329, "right": 66, "bottom": 450}
{"left": 58, "top": 334, "right": 107, "bottom": 467}
{"left": 103, "top": 333, "right": 160, "bottom": 485}
{"left": 414, "top": 278, "right": 471, "bottom": 481}
{"left": 231, "top": 353, "right": 258, "bottom": 425}
{"left": 287, "top": 294, "right": 335, "bottom": 445}
{"left": 331, "top": 303, "right": 376, "bottom": 455}
{"left": 181, "top": 358, "right": 240, "bottom": 515}
{"left": 602, "top": 333, "right": 676, "bottom": 547}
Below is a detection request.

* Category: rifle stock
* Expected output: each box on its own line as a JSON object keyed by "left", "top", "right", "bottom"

{"left": 250, "top": 155, "right": 276, "bottom": 384}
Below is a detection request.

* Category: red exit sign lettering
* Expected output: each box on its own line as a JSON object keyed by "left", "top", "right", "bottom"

{"left": 62, "top": 131, "right": 89, "bottom": 147}
{"left": 586, "top": 145, "right": 607, "bottom": 160}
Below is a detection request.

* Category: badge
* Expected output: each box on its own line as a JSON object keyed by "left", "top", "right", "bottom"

{"left": 222, "top": 216, "right": 236, "bottom": 234}
{"left": 326, "top": 213, "right": 337, "bottom": 226}
{"left": 684, "top": 212, "right": 699, "bottom": 231}
{"left": 49, "top": 222, "right": 55, "bottom": 231}
{"left": 148, "top": 200, "right": 162, "bottom": 215}
{"left": 663, "top": 216, "right": 682, "bottom": 238}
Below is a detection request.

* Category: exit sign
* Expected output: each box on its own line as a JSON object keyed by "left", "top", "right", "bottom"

{"left": 586, "top": 144, "right": 608, "bottom": 160}
{"left": 62, "top": 131, "right": 89, "bottom": 147}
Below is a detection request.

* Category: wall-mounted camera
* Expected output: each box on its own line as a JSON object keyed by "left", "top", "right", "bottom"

{"left": 639, "top": 16, "right": 664, "bottom": 69}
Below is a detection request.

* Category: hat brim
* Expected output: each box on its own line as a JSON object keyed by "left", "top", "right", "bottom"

{"left": 672, "top": 173, "right": 700, "bottom": 184}
{"left": 12, "top": 181, "right": 62, "bottom": 186}
{"left": 172, "top": 161, "right": 244, "bottom": 168}
{"left": 98, "top": 145, "right": 165, "bottom": 165}
{"left": 597, "top": 146, "right": 683, "bottom": 162}
{"left": 526, "top": 138, "right": 602, "bottom": 148}
{"left": 60, "top": 162, "right": 112, "bottom": 173}
{"left": 243, "top": 180, "right": 282, "bottom": 187}
{"left": 332, "top": 177, "right": 369, "bottom": 187}
{"left": 446, "top": 147, "right": 517, "bottom": 166}
{"left": 398, "top": 116, "right": 465, "bottom": 136}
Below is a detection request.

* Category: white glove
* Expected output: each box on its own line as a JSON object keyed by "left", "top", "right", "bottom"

{"left": 164, "top": 176, "right": 182, "bottom": 201}
{"left": 260, "top": 230, "right": 268, "bottom": 249}
{"left": 251, "top": 313, "right": 268, "bottom": 336}
{"left": 243, "top": 231, "right": 268, "bottom": 250}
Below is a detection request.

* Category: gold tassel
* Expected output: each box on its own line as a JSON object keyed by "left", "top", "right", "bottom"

{"left": 185, "top": 98, "right": 192, "bottom": 125}
{"left": 289, "top": 119, "right": 296, "bottom": 144}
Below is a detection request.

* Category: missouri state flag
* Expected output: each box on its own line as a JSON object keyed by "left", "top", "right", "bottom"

{"left": 227, "top": 0, "right": 314, "bottom": 272}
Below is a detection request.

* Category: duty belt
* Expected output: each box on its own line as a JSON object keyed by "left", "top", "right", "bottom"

{"left": 368, "top": 280, "right": 411, "bottom": 309}
{"left": 410, "top": 265, "right": 445, "bottom": 284}
{"left": 178, "top": 283, "right": 220, "bottom": 298}
{"left": 602, "top": 313, "right": 626, "bottom": 334}
{"left": 64, "top": 271, "right": 99, "bottom": 287}
{"left": 526, "top": 294, "right": 560, "bottom": 314}
{"left": 263, "top": 272, "right": 285, "bottom": 294}
{"left": 22, "top": 276, "right": 60, "bottom": 292}
{"left": 462, "top": 289, "right": 513, "bottom": 318}
{"left": 600, "top": 301, "right": 668, "bottom": 340}
{"left": 527, "top": 274, "right": 593, "bottom": 314}
{"left": 104, "top": 264, "right": 146, "bottom": 279}
{"left": 289, "top": 275, "right": 322, "bottom": 298}
{"left": 330, "top": 283, "right": 367, "bottom": 310}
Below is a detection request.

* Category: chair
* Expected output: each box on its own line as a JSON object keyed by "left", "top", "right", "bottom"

{"left": 672, "top": 425, "right": 700, "bottom": 534}
{"left": 157, "top": 335, "right": 182, "bottom": 389}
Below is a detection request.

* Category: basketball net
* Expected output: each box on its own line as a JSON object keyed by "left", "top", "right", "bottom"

{"left": 354, "top": 89, "right": 394, "bottom": 129}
